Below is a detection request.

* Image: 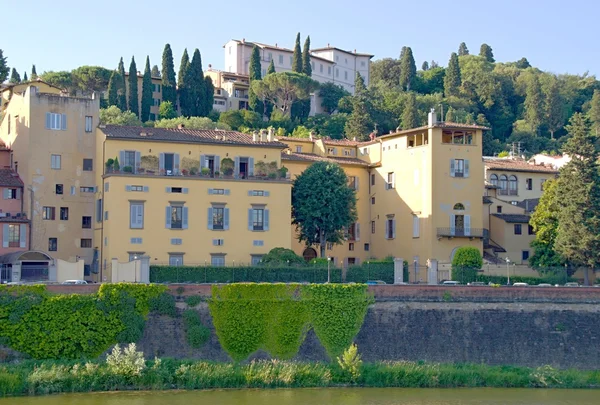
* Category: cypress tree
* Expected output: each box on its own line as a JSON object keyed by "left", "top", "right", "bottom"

{"left": 161, "top": 44, "right": 177, "bottom": 106}
{"left": 187, "top": 49, "right": 207, "bottom": 116}
{"left": 479, "top": 43, "right": 495, "bottom": 62}
{"left": 117, "top": 57, "right": 127, "bottom": 111}
{"left": 151, "top": 65, "right": 160, "bottom": 78}
{"left": 421, "top": 61, "right": 429, "bottom": 71}
{"left": 458, "top": 42, "right": 469, "bottom": 56}
{"left": 107, "top": 71, "right": 119, "bottom": 107}
{"left": 399, "top": 46, "right": 416, "bottom": 91}
{"left": 0, "top": 50, "right": 8, "bottom": 83}
{"left": 544, "top": 76, "right": 563, "bottom": 139}
{"left": 141, "top": 56, "right": 153, "bottom": 122}
{"left": 267, "top": 60, "right": 275, "bottom": 75}
{"left": 401, "top": 92, "right": 418, "bottom": 129}
{"left": 127, "top": 56, "right": 139, "bottom": 116}
{"left": 292, "top": 33, "right": 302, "bottom": 73}
{"left": 444, "top": 52, "right": 461, "bottom": 97}
{"left": 204, "top": 76, "right": 214, "bottom": 115}
{"left": 344, "top": 73, "right": 372, "bottom": 140}
{"left": 178, "top": 49, "right": 191, "bottom": 116}
{"left": 588, "top": 89, "right": 600, "bottom": 136}
{"left": 524, "top": 75, "right": 543, "bottom": 135}
{"left": 9, "top": 68, "right": 20, "bottom": 84}
{"left": 248, "top": 46, "right": 263, "bottom": 113}
{"left": 31, "top": 64, "right": 38, "bottom": 80}
{"left": 302, "top": 36, "right": 312, "bottom": 76}
{"left": 23, "top": 72, "right": 28, "bottom": 82}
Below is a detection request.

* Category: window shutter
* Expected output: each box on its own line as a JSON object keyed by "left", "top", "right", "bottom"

{"left": 119, "top": 150, "right": 125, "bottom": 168}
{"left": 16, "top": 188, "right": 20, "bottom": 199}
{"left": 355, "top": 177, "right": 359, "bottom": 191}
{"left": 104, "top": 211, "right": 108, "bottom": 220}
{"left": 3, "top": 189, "right": 8, "bottom": 199}
{"left": 333, "top": 147, "right": 337, "bottom": 155}
{"left": 130, "top": 204, "right": 135, "bottom": 228}
{"left": 215, "top": 155, "right": 221, "bottom": 172}
{"left": 2, "top": 224, "right": 8, "bottom": 247}
{"left": 61, "top": 114, "right": 67, "bottom": 130}
{"left": 413, "top": 215, "right": 420, "bottom": 238}
{"left": 126, "top": 185, "right": 132, "bottom": 192}
{"left": 174, "top": 153, "right": 180, "bottom": 174}
{"left": 224, "top": 208, "right": 230, "bottom": 230}
{"left": 343, "top": 258, "right": 348, "bottom": 269}
{"left": 450, "top": 159, "right": 456, "bottom": 177}
{"left": 264, "top": 209, "right": 270, "bottom": 231}
{"left": 208, "top": 188, "right": 213, "bottom": 195}
{"left": 200, "top": 155, "right": 206, "bottom": 169}
{"left": 385, "top": 220, "right": 389, "bottom": 239}
{"left": 143, "top": 186, "right": 149, "bottom": 192}
{"left": 165, "top": 206, "right": 172, "bottom": 229}
{"left": 264, "top": 191, "right": 270, "bottom": 197}
{"left": 183, "top": 188, "right": 189, "bottom": 194}
{"left": 104, "top": 183, "right": 109, "bottom": 192}
{"left": 392, "top": 220, "right": 396, "bottom": 239}
{"left": 356, "top": 223, "right": 360, "bottom": 241}
{"left": 165, "top": 187, "right": 171, "bottom": 193}
{"left": 135, "top": 151, "right": 141, "bottom": 173}
{"left": 464, "top": 159, "right": 470, "bottom": 178}
{"left": 45, "top": 112, "right": 51, "bottom": 129}
{"left": 450, "top": 214, "right": 456, "bottom": 236}
{"left": 247, "top": 190, "right": 253, "bottom": 196}
{"left": 182, "top": 207, "right": 189, "bottom": 229}
{"left": 392, "top": 173, "right": 396, "bottom": 189}
{"left": 224, "top": 189, "right": 230, "bottom": 195}
{"left": 248, "top": 209, "right": 253, "bottom": 231}
{"left": 19, "top": 224, "right": 26, "bottom": 248}
{"left": 464, "top": 215, "right": 471, "bottom": 236}
{"left": 213, "top": 239, "right": 219, "bottom": 246}
{"left": 248, "top": 157, "right": 254, "bottom": 176}
{"left": 159, "top": 153, "right": 165, "bottom": 172}
{"left": 207, "top": 207, "right": 214, "bottom": 230}
{"left": 234, "top": 157, "right": 240, "bottom": 177}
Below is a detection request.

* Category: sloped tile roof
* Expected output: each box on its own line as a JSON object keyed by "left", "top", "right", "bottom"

{"left": 492, "top": 214, "right": 531, "bottom": 223}
{"left": 484, "top": 158, "right": 559, "bottom": 174}
{"left": 100, "top": 125, "right": 288, "bottom": 148}
{"left": 483, "top": 196, "right": 493, "bottom": 204}
{"left": 516, "top": 198, "right": 540, "bottom": 213}
{"left": 281, "top": 152, "right": 369, "bottom": 166}
{"left": 0, "top": 169, "right": 23, "bottom": 187}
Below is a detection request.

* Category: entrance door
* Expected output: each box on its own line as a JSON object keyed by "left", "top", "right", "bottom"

{"left": 164, "top": 153, "right": 174, "bottom": 174}
{"left": 455, "top": 215, "right": 465, "bottom": 236}
{"left": 207, "top": 156, "right": 215, "bottom": 176}
{"left": 239, "top": 159, "right": 248, "bottom": 179}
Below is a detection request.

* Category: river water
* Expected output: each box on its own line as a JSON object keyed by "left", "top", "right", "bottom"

{"left": 1, "top": 388, "right": 596, "bottom": 404}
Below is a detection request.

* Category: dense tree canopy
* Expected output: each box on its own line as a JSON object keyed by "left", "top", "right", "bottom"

{"left": 127, "top": 57, "right": 139, "bottom": 116}
{"left": 141, "top": 56, "right": 153, "bottom": 122}
{"left": 100, "top": 106, "right": 142, "bottom": 126}
{"left": 251, "top": 72, "right": 319, "bottom": 117}
{"left": 0, "top": 50, "right": 8, "bottom": 83}
{"left": 161, "top": 44, "right": 177, "bottom": 106}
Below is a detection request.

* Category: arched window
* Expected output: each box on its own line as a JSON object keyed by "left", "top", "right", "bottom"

{"left": 453, "top": 203, "right": 465, "bottom": 210}
{"left": 490, "top": 174, "right": 498, "bottom": 186}
{"left": 509, "top": 175, "right": 518, "bottom": 195}
{"left": 499, "top": 175, "right": 508, "bottom": 192}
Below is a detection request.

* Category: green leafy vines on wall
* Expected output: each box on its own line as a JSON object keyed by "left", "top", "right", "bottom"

{"left": 209, "top": 283, "right": 373, "bottom": 361}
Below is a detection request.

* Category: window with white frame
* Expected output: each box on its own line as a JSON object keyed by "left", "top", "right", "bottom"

{"left": 130, "top": 202, "right": 144, "bottom": 229}
{"left": 85, "top": 116, "right": 93, "bottom": 132}
{"left": 169, "top": 254, "right": 184, "bottom": 266}
{"left": 51, "top": 154, "right": 61, "bottom": 169}
{"left": 211, "top": 254, "right": 225, "bottom": 267}
{"left": 46, "top": 113, "right": 66, "bottom": 130}
{"left": 412, "top": 214, "right": 420, "bottom": 238}
{"left": 251, "top": 255, "right": 263, "bottom": 266}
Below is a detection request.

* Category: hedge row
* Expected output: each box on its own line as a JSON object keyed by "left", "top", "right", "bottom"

{"left": 345, "top": 262, "right": 397, "bottom": 284}
{"left": 150, "top": 265, "right": 342, "bottom": 284}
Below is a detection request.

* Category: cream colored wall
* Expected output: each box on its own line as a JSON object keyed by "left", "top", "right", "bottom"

{"left": 357, "top": 142, "right": 381, "bottom": 165}
{"left": 55, "top": 258, "right": 84, "bottom": 282}
{"left": 124, "top": 75, "right": 162, "bottom": 120}
{"left": 111, "top": 259, "right": 141, "bottom": 283}
{"left": 282, "top": 140, "right": 314, "bottom": 154}
{"left": 489, "top": 216, "right": 533, "bottom": 265}
{"left": 486, "top": 168, "right": 553, "bottom": 202}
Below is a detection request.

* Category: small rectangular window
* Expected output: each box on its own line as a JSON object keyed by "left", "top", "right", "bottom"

{"left": 526, "top": 178, "right": 532, "bottom": 190}
{"left": 7, "top": 224, "right": 19, "bottom": 247}
{"left": 130, "top": 185, "right": 144, "bottom": 192}
{"left": 212, "top": 188, "right": 225, "bottom": 195}
{"left": 55, "top": 184, "right": 63, "bottom": 195}
{"left": 169, "top": 254, "right": 184, "bottom": 266}
{"left": 252, "top": 208, "right": 264, "bottom": 231}
{"left": 85, "top": 116, "right": 93, "bottom": 132}
{"left": 213, "top": 239, "right": 224, "bottom": 246}
{"left": 3, "top": 188, "right": 17, "bottom": 199}
{"left": 251, "top": 190, "right": 265, "bottom": 196}
{"left": 371, "top": 221, "right": 375, "bottom": 234}
{"left": 496, "top": 206, "right": 502, "bottom": 213}
{"left": 278, "top": 55, "right": 283, "bottom": 64}
{"left": 251, "top": 255, "right": 263, "bottom": 266}
{"left": 522, "top": 250, "right": 530, "bottom": 261}
{"left": 371, "top": 197, "right": 375, "bottom": 205}
{"left": 349, "top": 242, "right": 354, "bottom": 251}
{"left": 51, "top": 154, "right": 61, "bottom": 170}
{"left": 211, "top": 254, "right": 226, "bottom": 267}
{"left": 386, "top": 218, "right": 395, "bottom": 239}
{"left": 80, "top": 238, "right": 92, "bottom": 248}
{"left": 412, "top": 215, "right": 420, "bottom": 238}
{"left": 43, "top": 207, "right": 55, "bottom": 220}
{"left": 212, "top": 207, "right": 224, "bottom": 230}
{"left": 83, "top": 159, "right": 93, "bottom": 171}
{"left": 70, "top": 186, "right": 76, "bottom": 195}
{"left": 130, "top": 203, "right": 144, "bottom": 229}
{"left": 80, "top": 187, "right": 95, "bottom": 193}
{"left": 364, "top": 243, "right": 370, "bottom": 251}
{"left": 82, "top": 216, "right": 92, "bottom": 229}
{"left": 60, "top": 207, "right": 69, "bottom": 221}
{"left": 387, "top": 172, "right": 395, "bottom": 189}
{"left": 48, "top": 237, "right": 57, "bottom": 251}
{"left": 296, "top": 146, "right": 302, "bottom": 153}
{"left": 371, "top": 174, "right": 375, "bottom": 186}
{"left": 528, "top": 224, "right": 535, "bottom": 235}
{"left": 454, "top": 159, "right": 465, "bottom": 177}
{"left": 514, "top": 224, "right": 522, "bottom": 235}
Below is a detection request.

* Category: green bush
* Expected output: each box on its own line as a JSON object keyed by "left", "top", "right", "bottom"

{"left": 346, "top": 262, "right": 394, "bottom": 283}
{"left": 98, "top": 283, "right": 167, "bottom": 316}
{"left": 261, "top": 247, "right": 306, "bottom": 266}
{"left": 452, "top": 247, "right": 483, "bottom": 283}
{"left": 185, "top": 295, "right": 203, "bottom": 307}
{"left": 475, "top": 274, "right": 576, "bottom": 285}
{"left": 149, "top": 292, "right": 177, "bottom": 317}
{"left": 183, "top": 310, "right": 211, "bottom": 349}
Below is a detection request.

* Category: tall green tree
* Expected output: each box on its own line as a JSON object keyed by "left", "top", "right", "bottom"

{"left": 421, "top": 61, "right": 429, "bottom": 71}
{"left": 292, "top": 33, "right": 302, "bottom": 73}
{"left": 127, "top": 57, "right": 139, "bottom": 116}
{"left": 319, "top": 83, "right": 349, "bottom": 114}
{"left": 479, "top": 43, "right": 495, "bottom": 62}
{"left": 458, "top": 42, "right": 469, "bottom": 56}
{"left": 524, "top": 75, "right": 543, "bottom": 135}
{"left": 107, "top": 71, "right": 119, "bottom": 107}
{"left": 9, "top": 68, "right": 20, "bottom": 84}
{"left": 295, "top": 35, "right": 312, "bottom": 121}
{"left": 23, "top": 72, "right": 28, "bottom": 82}
{"left": 204, "top": 76, "right": 214, "bottom": 115}
{"left": 401, "top": 92, "right": 418, "bottom": 129}
{"left": 151, "top": 65, "right": 160, "bottom": 77}
{"left": 530, "top": 178, "right": 564, "bottom": 269}
{"left": 248, "top": 46, "right": 263, "bottom": 113}
{"left": 158, "top": 101, "right": 178, "bottom": 119}
{"left": 31, "top": 65, "right": 38, "bottom": 80}
{"left": 267, "top": 60, "right": 276, "bottom": 75}
{"left": 116, "top": 57, "right": 127, "bottom": 111}
{"left": 177, "top": 49, "right": 191, "bottom": 116}
{"left": 0, "top": 50, "right": 8, "bottom": 83}
{"left": 302, "top": 36, "right": 312, "bottom": 76}
{"left": 161, "top": 44, "right": 177, "bottom": 106}
{"left": 444, "top": 52, "right": 461, "bottom": 97}
{"left": 588, "top": 89, "right": 600, "bottom": 135}
{"left": 344, "top": 73, "right": 372, "bottom": 140}
{"left": 187, "top": 49, "right": 207, "bottom": 116}
{"left": 71, "top": 66, "right": 112, "bottom": 94}
{"left": 251, "top": 72, "right": 319, "bottom": 118}
{"left": 292, "top": 161, "right": 357, "bottom": 258}
{"left": 543, "top": 76, "right": 564, "bottom": 139}
{"left": 554, "top": 113, "right": 600, "bottom": 285}
{"left": 399, "top": 46, "right": 416, "bottom": 91}
{"left": 141, "top": 56, "right": 153, "bottom": 122}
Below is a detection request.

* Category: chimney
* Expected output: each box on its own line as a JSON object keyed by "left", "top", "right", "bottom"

{"left": 275, "top": 43, "right": 278, "bottom": 48}
{"left": 327, "top": 43, "right": 330, "bottom": 47}
{"left": 252, "top": 131, "right": 258, "bottom": 142}
{"left": 242, "top": 38, "right": 245, "bottom": 43}
{"left": 178, "top": 123, "right": 185, "bottom": 129}
{"left": 267, "top": 127, "right": 274, "bottom": 142}
{"left": 369, "top": 132, "right": 376, "bottom": 141}
{"left": 208, "top": 64, "right": 212, "bottom": 69}
{"left": 260, "top": 129, "right": 267, "bottom": 142}
{"left": 353, "top": 137, "right": 357, "bottom": 141}
{"left": 309, "top": 130, "right": 315, "bottom": 141}
{"left": 428, "top": 108, "right": 437, "bottom": 127}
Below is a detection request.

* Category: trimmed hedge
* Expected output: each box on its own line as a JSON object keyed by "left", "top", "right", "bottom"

{"left": 346, "top": 262, "right": 395, "bottom": 284}
{"left": 475, "top": 274, "right": 576, "bottom": 285}
{"left": 150, "top": 265, "right": 342, "bottom": 284}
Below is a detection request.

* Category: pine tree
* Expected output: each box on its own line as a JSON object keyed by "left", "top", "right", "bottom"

{"left": 292, "top": 33, "right": 302, "bottom": 73}
{"left": 544, "top": 76, "right": 563, "bottom": 139}
{"left": 127, "top": 56, "right": 139, "bottom": 116}
{"left": 31, "top": 64, "right": 38, "bottom": 80}
{"left": 161, "top": 44, "right": 177, "bottom": 106}
{"left": 588, "top": 89, "right": 600, "bottom": 136}
{"left": 344, "top": 73, "right": 372, "bottom": 140}
{"left": 141, "top": 56, "right": 153, "bottom": 122}
{"left": 458, "top": 42, "right": 469, "bottom": 56}
{"left": 479, "top": 43, "right": 495, "bottom": 62}
{"left": 445, "top": 106, "right": 455, "bottom": 122}
{"left": 23, "top": 72, "right": 28, "bottom": 82}
{"left": 444, "top": 52, "right": 461, "bottom": 97}
{"left": 401, "top": 92, "right": 418, "bottom": 129}
{"left": 302, "top": 36, "right": 312, "bottom": 76}
{"left": 248, "top": 46, "right": 263, "bottom": 113}
{"left": 107, "top": 71, "right": 119, "bottom": 107}
{"left": 178, "top": 49, "right": 191, "bottom": 116}
{"left": 399, "top": 46, "right": 416, "bottom": 91}
{"left": 267, "top": 60, "right": 275, "bottom": 75}
{"left": 555, "top": 113, "right": 600, "bottom": 285}
{"left": 9, "top": 68, "right": 20, "bottom": 84}
{"left": 421, "top": 61, "right": 429, "bottom": 71}
{"left": 187, "top": 49, "right": 207, "bottom": 116}
{"left": 151, "top": 65, "right": 160, "bottom": 78}
{"left": 0, "top": 50, "right": 8, "bottom": 83}
{"left": 524, "top": 75, "right": 543, "bottom": 135}
{"left": 117, "top": 57, "right": 127, "bottom": 111}
{"left": 264, "top": 60, "right": 276, "bottom": 118}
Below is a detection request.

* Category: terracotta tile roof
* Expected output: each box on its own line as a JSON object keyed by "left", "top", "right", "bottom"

{"left": 100, "top": 125, "right": 288, "bottom": 149}
{"left": 492, "top": 214, "right": 531, "bottom": 223}
{"left": 378, "top": 122, "right": 490, "bottom": 140}
{"left": 321, "top": 138, "right": 361, "bottom": 146}
{"left": 516, "top": 198, "right": 540, "bottom": 213}
{"left": 276, "top": 136, "right": 316, "bottom": 143}
{"left": 484, "top": 158, "right": 559, "bottom": 174}
{"left": 1, "top": 79, "right": 65, "bottom": 92}
{"left": 0, "top": 217, "right": 28, "bottom": 223}
{"left": 483, "top": 196, "right": 493, "bottom": 204}
{"left": 0, "top": 169, "right": 23, "bottom": 187}
{"left": 281, "top": 152, "right": 369, "bottom": 166}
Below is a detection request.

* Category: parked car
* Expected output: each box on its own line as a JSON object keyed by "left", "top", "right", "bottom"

{"left": 564, "top": 282, "right": 580, "bottom": 287}
{"left": 61, "top": 280, "right": 88, "bottom": 285}
{"left": 467, "top": 282, "right": 487, "bottom": 286}
{"left": 441, "top": 280, "right": 460, "bottom": 286}
{"left": 536, "top": 283, "right": 553, "bottom": 287}
{"left": 366, "top": 280, "right": 387, "bottom": 285}
{"left": 512, "top": 282, "right": 529, "bottom": 287}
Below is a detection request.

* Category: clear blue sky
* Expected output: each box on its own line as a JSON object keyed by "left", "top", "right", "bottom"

{"left": 3, "top": 0, "right": 599, "bottom": 77}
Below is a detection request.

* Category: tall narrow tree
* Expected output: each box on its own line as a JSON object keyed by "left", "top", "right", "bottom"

{"left": 421, "top": 61, "right": 429, "bottom": 71}
{"left": 31, "top": 65, "right": 38, "bottom": 80}
{"left": 344, "top": 73, "right": 372, "bottom": 140}
{"left": 23, "top": 72, "right": 28, "bottom": 82}
{"left": 588, "top": 89, "right": 600, "bottom": 136}
{"left": 161, "top": 44, "right": 177, "bottom": 106}
{"left": 479, "top": 43, "right": 495, "bottom": 62}
{"left": 117, "top": 57, "right": 127, "bottom": 111}
{"left": 264, "top": 60, "right": 276, "bottom": 118}
{"left": 399, "top": 46, "right": 416, "bottom": 91}
{"left": 127, "top": 56, "right": 139, "bottom": 116}
{"left": 302, "top": 36, "right": 312, "bottom": 76}
{"left": 444, "top": 52, "right": 461, "bottom": 97}
{"left": 524, "top": 75, "right": 543, "bottom": 135}
{"left": 151, "top": 65, "right": 160, "bottom": 78}
{"left": 107, "top": 71, "right": 119, "bottom": 107}
{"left": 177, "top": 49, "right": 191, "bottom": 116}
{"left": 187, "top": 49, "right": 207, "bottom": 116}
{"left": 458, "top": 42, "right": 469, "bottom": 56}
{"left": 9, "top": 68, "right": 20, "bottom": 84}
{"left": 0, "top": 50, "right": 8, "bottom": 83}
{"left": 267, "top": 60, "right": 276, "bottom": 75}
{"left": 204, "top": 76, "right": 214, "bottom": 116}
{"left": 544, "top": 76, "right": 563, "bottom": 139}
{"left": 248, "top": 46, "right": 263, "bottom": 113}
{"left": 141, "top": 56, "right": 153, "bottom": 122}
{"left": 401, "top": 92, "right": 418, "bottom": 129}
{"left": 292, "top": 33, "right": 302, "bottom": 73}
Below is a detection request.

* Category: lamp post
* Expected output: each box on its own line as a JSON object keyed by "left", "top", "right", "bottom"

{"left": 133, "top": 255, "right": 138, "bottom": 283}
{"left": 413, "top": 260, "right": 417, "bottom": 284}
{"left": 505, "top": 257, "right": 510, "bottom": 285}
{"left": 327, "top": 257, "right": 331, "bottom": 283}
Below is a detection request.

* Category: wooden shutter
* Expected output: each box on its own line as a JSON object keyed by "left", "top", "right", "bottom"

{"left": 182, "top": 207, "right": 189, "bottom": 229}
{"left": 165, "top": 206, "right": 172, "bottom": 229}
{"left": 200, "top": 155, "right": 206, "bottom": 169}
{"left": 45, "top": 112, "right": 51, "bottom": 129}
{"left": 19, "top": 224, "right": 26, "bottom": 248}
{"left": 247, "top": 190, "right": 253, "bottom": 196}
{"left": 450, "top": 214, "right": 456, "bottom": 236}
{"left": 413, "top": 215, "right": 420, "bottom": 238}
{"left": 15, "top": 188, "right": 20, "bottom": 200}
{"left": 385, "top": 220, "right": 389, "bottom": 240}
{"left": 143, "top": 186, "right": 149, "bottom": 192}
{"left": 135, "top": 151, "right": 141, "bottom": 173}
{"left": 2, "top": 224, "right": 8, "bottom": 247}
{"left": 450, "top": 159, "right": 456, "bottom": 177}
{"left": 165, "top": 187, "right": 172, "bottom": 193}
{"left": 248, "top": 209, "right": 253, "bottom": 230}
{"left": 183, "top": 188, "right": 189, "bottom": 194}
{"left": 234, "top": 157, "right": 240, "bottom": 177}
{"left": 105, "top": 183, "right": 109, "bottom": 192}
{"left": 3, "top": 189, "right": 9, "bottom": 199}
{"left": 61, "top": 114, "right": 67, "bottom": 130}
{"left": 248, "top": 157, "right": 254, "bottom": 176}
{"left": 355, "top": 223, "right": 360, "bottom": 241}
{"left": 224, "top": 208, "right": 230, "bottom": 230}
{"left": 214, "top": 155, "right": 221, "bottom": 172}
{"left": 174, "top": 153, "right": 180, "bottom": 174}
{"left": 464, "top": 215, "right": 471, "bottom": 236}
{"left": 392, "top": 173, "right": 396, "bottom": 189}
{"left": 208, "top": 188, "right": 214, "bottom": 195}
{"left": 224, "top": 189, "right": 230, "bottom": 195}
{"left": 464, "top": 159, "right": 470, "bottom": 178}
{"left": 392, "top": 219, "right": 396, "bottom": 239}
{"left": 207, "top": 207, "right": 214, "bottom": 230}
{"left": 130, "top": 204, "right": 136, "bottom": 228}
{"left": 126, "top": 185, "right": 132, "bottom": 191}
{"left": 264, "top": 209, "right": 270, "bottom": 231}
{"left": 264, "top": 191, "right": 270, "bottom": 197}
{"left": 159, "top": 153, "right": 165, "bottom": 172}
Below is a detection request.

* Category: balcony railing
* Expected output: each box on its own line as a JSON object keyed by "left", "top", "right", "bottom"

{"left": 498, "top": 189, "right": 518, "bottom": 196}
{"left": 437, "top": 228, "right": 485, "bottom": 238}
{"left": 105, "top": 167, "right": 290, "bottom": 182}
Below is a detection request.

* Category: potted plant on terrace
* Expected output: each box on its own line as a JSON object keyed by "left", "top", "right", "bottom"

{"left": 221, "top": 158, "right": 234, "bottom": 178}
{"left": 113, "top": 157, "right": 120, "bottom": 173}
{"left": 105, "top": 158, "right": 114, "bottom": 173}
{"left": 278, "top": 166, "right": 288, "bottom": 179}
{"left": 200, "top": 167, "right": 210, "bottom": 177}
{"left": 122, "top": 166, "right": 133, "bottom": 173}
